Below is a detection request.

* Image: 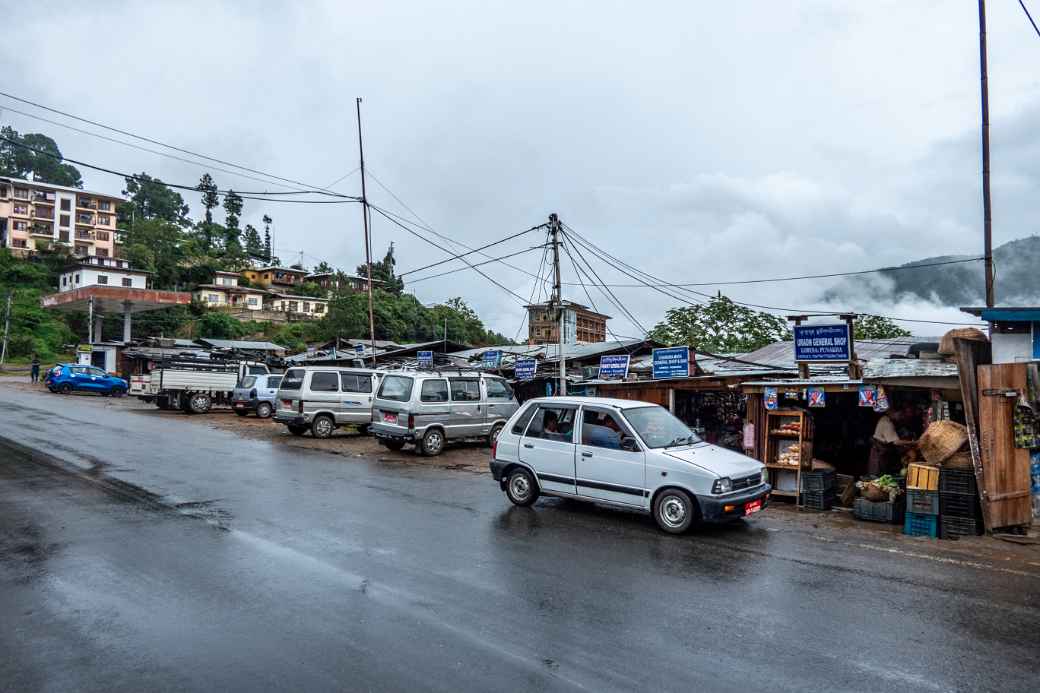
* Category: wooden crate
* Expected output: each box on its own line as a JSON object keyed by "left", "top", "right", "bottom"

{"left": 906, "top": 463, "right": 939, "bottom": 491}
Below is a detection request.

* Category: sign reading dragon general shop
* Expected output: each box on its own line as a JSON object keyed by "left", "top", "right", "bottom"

{"left": 794, "top": 324, "right": 851, "bottom": 362}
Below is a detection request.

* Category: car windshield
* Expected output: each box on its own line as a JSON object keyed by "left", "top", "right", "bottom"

{"left": 378, "top": 375, "right": 414, "bottom": 402}
{"left": 280, "top": 369, "right": 304, "bottom": 391}
{"left": 622, "top": 406, "right": 702, "bottom": 449}
{"left": 239, "top": 376, "right": 257, "bottom": 389}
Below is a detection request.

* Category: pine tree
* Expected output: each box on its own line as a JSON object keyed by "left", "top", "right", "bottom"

{"left": 262, "top": 214, "right": 273, "bottom": 262}
{"left": 243, "top": 224, "right": 264, "bottom": 258}
{"left": 223, "top": 190, "right": 243, "bottom": 248}
{"left": 196, "top": 174, "right": 220, "bottom": 249}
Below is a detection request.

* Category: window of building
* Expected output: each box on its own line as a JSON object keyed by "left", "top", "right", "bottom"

{"left": 13, "top": 204, "right": 28, "bottom": 215}
{"left": 122, "top": 277, "right": 133, "bottom": 287}
{"left": 61, "top": 275, "right": 67, "bottom": 286}
{"left": 74, "top": 274, "right": 80, "bottom": 284}
{"left": 97, "top": 215, "right": 110, "bottom": 225}
{"left": 96, "top": 248, "right": 108, "bottom": 258}
{"left": 13, "top": 221, "right": 27, "bottom": 231}
{"left": 420, "top": 379, "right": 449, "bottom": 402}
{"left": 247, "top": 297, "right": 258, "bottom": 306}
{"left": 13, "top": 188, "right": 28, "bottom": 199}
{"left": 97, "top": 275, "right": 108, "bottom": 285}
{"left": 449, "top": 378, "right": 480, "bottom": 402}
{"left": 309, "top": 372, "right": 339, "bottom": 392}
{"left": 208, "top": 294, "right": 221, "bottom": 303}
{"left": 11, "top": 239, "right": 27, "bottom": 248}
{"left": 0, "top": 184, "right": 7, "bottom": 197}
{"left": 314, "top": 303, "right": 325, "bottom": 313}
{"left": 303, "top": 302, "right": 311, "bottom": 312}
{"left": 60, "top": 214, "right": 70, "bottom": 227}
{"left": 288, "top": 301, "right": 298, "bottom": 312}
{"left": 99, "top": 201, "right": 111, "bottom": 211}
{"left": 60, "top": 198, "right": 71, "bottom": 211}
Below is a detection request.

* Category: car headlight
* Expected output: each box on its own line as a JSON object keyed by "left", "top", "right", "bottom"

{"left": 712, "top": 477, "right": 733, "bottom": 494}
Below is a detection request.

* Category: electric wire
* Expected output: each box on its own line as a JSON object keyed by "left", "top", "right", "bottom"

{"left": 513, "top": 233, "right": 552, "bottom": 343}
{"left": 0, "top": 89, "right": 341, "bottom": 195}
{"left": 407, "top": 244, "right": 548, "bottom": 284}
{"left": 1021, "top": 0, "right": 1040, "bottom": 39}
{"left": 559, "top": 230, "right": 649, "bottom": 334}
{"left": 398, "top": 223, "right": 549, "bottom": 277}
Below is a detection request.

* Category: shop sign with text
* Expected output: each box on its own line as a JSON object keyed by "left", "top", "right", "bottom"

{"left": 794, "top": 324, "right": 850, "bottom": 362}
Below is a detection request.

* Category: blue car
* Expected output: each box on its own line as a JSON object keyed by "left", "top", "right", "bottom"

{"left": 46, "top": 363, "right": 128, "bottom": 396}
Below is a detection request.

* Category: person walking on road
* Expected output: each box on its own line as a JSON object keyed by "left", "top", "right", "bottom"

{"left": 30, "top": 354, "right": 40, "bottom": 384}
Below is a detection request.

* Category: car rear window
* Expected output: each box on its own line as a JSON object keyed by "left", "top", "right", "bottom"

{"left": 280, "top": 369, "right": 305, "bottom": 391}
{"left": 239, "top": 376, "right": 257, "bottom": 389}
{"left": 378, "top": 375, "right": 414, "bottom": 402}
{"left": 310, "top": 372, "right": 340, "bottom": 392}
{"left": 510, "top": 404, "right": 538, "bottom": 434}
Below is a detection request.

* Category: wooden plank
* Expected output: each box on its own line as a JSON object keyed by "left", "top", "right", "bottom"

{"left": 977, "top": 364, "right": 1034, "bottom": 529}
{"left": 954, "top": 337, "right": 992, "bottom": 530}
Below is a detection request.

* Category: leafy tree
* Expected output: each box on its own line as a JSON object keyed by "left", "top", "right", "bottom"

{"left": 356, "top": 243, "right": 404, "bottom": 294}
{"left": 854, "top": 315, "right": 911, "bottom": 340}
{"left": 313, "top": 261, "right": 334, "bottom": 274}
{"left": 648, "top": 294, "right": 792, "bottom": 353}
{"left": 289, "top": 281, "right": 324, "bottom": 298}
{"left": 119, "top": 173, "right": 190, "bottom": 227}
{"left": 0, "top": 127, "right": 83, "bottom": 187}
{"left": 243, "top": 224, "right": 264, "bottom": 258}
{"left": 262, "top": 214, "right": 273, "bottom": 262}
{"left": 196, "top": 311, "right": 249, "bottom": 340}
{"left": 120, "top": 218, "right": 187, "bottom": 289}
{"left": 195, "top": 174, "right": 220, "bottom": 250}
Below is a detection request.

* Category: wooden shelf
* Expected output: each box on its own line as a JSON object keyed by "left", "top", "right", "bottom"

{"left": 769, "top": 431, "right": 800, "bottom": 438}
{"left": 765, "top": 464, "right": 800, "bottom": 470}
{"left": 770, "top": 489, "right": 799, "bottom": 498}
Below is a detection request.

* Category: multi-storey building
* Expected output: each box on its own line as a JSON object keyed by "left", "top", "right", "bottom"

{"left": 303, "top": 271, "right": 384, "bottom": 297}
{"left": 526, "top": 300, "right": 610, "bottom": 345}
{"left": 0, "top": 177, "right": 123, "bottom": 257}
{"left": 241, "top": 265, "right": 310, "bottom": 289}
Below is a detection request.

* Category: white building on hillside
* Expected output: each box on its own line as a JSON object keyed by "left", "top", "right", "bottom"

{"left": 59, "top": 256, "right": 149, "bottom": 292}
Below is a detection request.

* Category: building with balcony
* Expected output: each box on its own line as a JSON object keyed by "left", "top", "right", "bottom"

{"left": 264, "top": 292, "right": 329, "bottom": 319}
{"left": 193, "top": 271, "right": 267, "bottom": 311}
{"left": 303, "top": 271, "right": 384, "bottom": 297}
{"left": 526, "top": 300, "right": 610, "bottom": 345}
{"left": 0, "top": 177, "right": 123, "bottom": 257}
{"left": 241, "top": 265, "right": 310, "bottom": 289}
{"left": 58, "top": 256, "right": 150, "bottom": 293}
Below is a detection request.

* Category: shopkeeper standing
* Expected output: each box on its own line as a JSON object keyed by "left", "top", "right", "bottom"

{"left": 868, "top": 405, "right": 915, "bottom": 476}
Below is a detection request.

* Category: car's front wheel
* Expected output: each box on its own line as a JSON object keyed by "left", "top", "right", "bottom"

{"left": 505, "top": 468, "right": 539, "bottom": 506}
{"left": 653, "top": 489, "right": 697, "bottom": 534}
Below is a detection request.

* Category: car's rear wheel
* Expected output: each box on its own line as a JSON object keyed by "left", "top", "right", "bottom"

{"left": 256, "top": 402, "right": 273, "bottom": 419}
{"left": 379, "top": 439, "right": 406, "bottom": 451}
{"left": 311, "top": 414, "right": 335, "bottom": 439}
{"left": 420, "top": 428, "right": 445, "bottom": 456}
{"left": 288, "top": 424, "right": 308, "bottom": 436}
{"left": 505, "top": 468, "right": 539, "bottom": 507}
{"left": 59, "top": 383, "right": 72, "bottom": 395}
{"left": 653, "top": 489, "right": 697, "bottom": 534}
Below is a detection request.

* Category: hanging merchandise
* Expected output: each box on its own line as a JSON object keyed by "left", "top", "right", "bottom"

{"left": 858, "top": 385, "right": 877, "bottom": 408}
{"left": 764, "top": 387, "right": 778, "bottom": 411}
{"left": 874, "top": 385, "right": 890, "bottom": 413}
{"left": 742, "top": 422, "right": 756, "bottom": 451}
{"left": 1031, "top": 451, "right": 1040, "bottom": 519}
{"left": 808, "top": 386, "right": 826, "bottom": 408}
{"left": 1013, "top": 395, "right": 1040, "bottom": 449}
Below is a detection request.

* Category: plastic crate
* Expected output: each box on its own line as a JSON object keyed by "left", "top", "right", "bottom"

{"left": 906, "top": 490, "right": 939, "bottom": 515}
{"left": 904, "top": 512, "right": 939, "bottom": 538}
{"left": 853, "top": 497, "right": 905, "bottom": 524}
{"left": 940, "top": 491, "right": 980, "bottom": 519}
{"left": 801, "top": 470, "right": 836, "bottom": 492}
{"left": 939, "top": 468, "right": 977, "bottom": 495}
{"left": 801, "top": 490, "right": 835, "bottom": 511}
{"left": 941, "top": 515, "right": 982, "bottom": 540}
{"left": 907, "top": 464, "right": 939, "bottom": 491}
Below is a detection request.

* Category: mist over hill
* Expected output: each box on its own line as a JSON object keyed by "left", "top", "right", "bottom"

{"left": 821, "top": 236, "right": 1040, "bottom": 307}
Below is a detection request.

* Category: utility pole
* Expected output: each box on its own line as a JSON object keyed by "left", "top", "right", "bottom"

{"left": 549, "top": 213, "right": 566, "bottom": 395}
{"left": 356, "top": 97, "right": 377, "bottom": 362}
{"left": 979, "top": 0, "right": 995, "bottom": 307}
{"left": 0, "top": 291, "right": 12, "bottom": 367}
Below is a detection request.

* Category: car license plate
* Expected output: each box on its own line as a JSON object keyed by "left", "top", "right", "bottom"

{"left": 382, "top": 412, "right": 398, "bottom": 424}
{"left": 744, "top": 499, "right": 763, "bottom": 516}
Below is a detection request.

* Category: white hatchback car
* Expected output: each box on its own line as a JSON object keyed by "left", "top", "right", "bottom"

{"left": 491, "top": 396, "right": 770, "bottom": 533}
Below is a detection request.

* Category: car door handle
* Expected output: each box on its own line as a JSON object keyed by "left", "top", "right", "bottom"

{"left": 581, "top": 451, "right": 593, "bottom": 458}
{"left": 523, "top": 443, "right": 534, "bottom": 449}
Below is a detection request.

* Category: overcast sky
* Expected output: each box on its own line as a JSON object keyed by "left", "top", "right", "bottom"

{"left": 4, "top": 1, "right": 1039, "bottom": 338}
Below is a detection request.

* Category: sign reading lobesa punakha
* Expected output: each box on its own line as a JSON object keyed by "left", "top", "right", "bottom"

{"left": 793, "top": 324, "right": 851, "bottom": 362}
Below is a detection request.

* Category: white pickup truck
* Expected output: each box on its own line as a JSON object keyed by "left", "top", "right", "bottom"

{"left": 131, "top": 360, "right": 270, "bottom": 414}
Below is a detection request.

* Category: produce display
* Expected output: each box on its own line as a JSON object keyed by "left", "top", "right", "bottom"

{"left": 770, "top": 421, "right": 801, "bottom": 436}
{"left": 856, "top": 474, "right": 902, "bottom": 502}
{"left": 776, "top": 442, "right": 801, "bottom": 467}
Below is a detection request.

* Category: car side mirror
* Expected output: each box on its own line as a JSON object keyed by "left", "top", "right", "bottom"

{"left": 621, "top": 436, "right": 639, "bottom": 452}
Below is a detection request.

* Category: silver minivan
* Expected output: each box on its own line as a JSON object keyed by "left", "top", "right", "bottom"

{"left": 370, "top": 371, "right": 519, "bottom": 455}
{"left": 274, "top": 366, "right": 379, "bottom": 438}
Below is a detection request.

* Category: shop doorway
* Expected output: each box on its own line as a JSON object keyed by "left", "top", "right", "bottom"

{"left": 673, "top": 390, "right": 745, "bottom": 451}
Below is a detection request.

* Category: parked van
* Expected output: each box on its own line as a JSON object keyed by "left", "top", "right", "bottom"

{"left": 370, "top": 371, "right": 519, "bottom": 455}
{"left": 491, "top": 396, "right": 770, "bottom": 534}
{"left": 273, "top": 366, "right": 379, "bottom": 438}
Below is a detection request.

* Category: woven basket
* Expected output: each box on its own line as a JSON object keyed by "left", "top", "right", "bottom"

{"left": 938, "top": 328, "right": 988, "bottom": 355}
{"left": 918, "top": 421, "right": 968, "bottom": 465}
{"left": 942, "top": 450, "right": 974, "bottom": 469}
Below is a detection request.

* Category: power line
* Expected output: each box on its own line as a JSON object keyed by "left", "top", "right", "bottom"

{"left": 513, "top": 231, "right": 552, "bottom": 343}
{"left": 398, "top": 223, "right": 548, "bottom": 277}
{"left": 324, "top": 167, "right": 361, "bottom": 189}
{"left": 407, "top": 244, "right": 548, "bottom": 284}
{"left": 368, "top": 205, "right": 530, "bottom": 304}
{"left": 0, "top": 89, "right": 340, "bottom": 194}
{"left": 0, "top": 135, "right": 360, "bottom": 204}
{"left": 560, "top": 230, "right": 648, "bottom": 334}
{"left": 1021, "top": 0, "right": 1040, "bottom": 39}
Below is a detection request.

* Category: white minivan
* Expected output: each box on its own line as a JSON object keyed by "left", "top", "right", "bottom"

{"left": 491, "top": 396, "right": 770, "bottom": 533}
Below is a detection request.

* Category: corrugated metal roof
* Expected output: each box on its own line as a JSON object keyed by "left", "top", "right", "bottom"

{"left": 862, "top": 358, "right": 959, "bottom": 380}
{"left": 197, "top": 338, "right": 287, "bottom": 351}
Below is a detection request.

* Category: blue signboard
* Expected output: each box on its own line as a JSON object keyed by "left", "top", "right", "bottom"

{"left": 481, "top": 350, "right": 502, "bottom": 369}
{"left": 794, "top": 324, "right": 851, "bottom": 362}
{"left": 514, "top": 358, "right": 537, "bottom": 381}
{"left": 417, "top": 350, "right": 434, "bottom": 368}
{"left": 652, "top": 346, "right": 689, "bottom": 379}
{"left": 598, "top": 354, "right": 630, "bottom": 379}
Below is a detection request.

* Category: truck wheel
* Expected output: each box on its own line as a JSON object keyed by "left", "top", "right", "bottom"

{"left": 653, "top": 489, "right": 697, "bottom": 534}
{"left": 420, "top": 428, "right": 445, "bottom": 456}
{"left": 188, "top": 393, "right": 212, "bottom": 415}
{"left": 311, "top": 414, "right": 335, "bottom": 439}
{"left": 505, "top": 468, "right": 539, "bottom": 506}
{"left": 288, "top": 425, "right": 308, "bottom": 436}
{"left": 380, "top": 439, "right": 406, "bottom": 451}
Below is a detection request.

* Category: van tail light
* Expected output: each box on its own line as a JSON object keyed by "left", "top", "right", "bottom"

{"left": 281, "top": 399, "right": 292, "bottom": 409}
{"left": 408, "top": 414, "right": 415, "bottom": 429}
{"left": 298, "top": 399, "right": 304, "bottom": 414}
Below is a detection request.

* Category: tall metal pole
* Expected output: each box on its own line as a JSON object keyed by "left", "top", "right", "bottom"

{"left": 549, "top": 213, "right": 566, "bottom": 396}
{"left": 979, "top": 0, "right": 995, "bottom": 307}
{"left": 0, "top": 291, "right": 12, "bottom": 366}
{"left": 356, "top": 97, "right": 377, "bottom": 362}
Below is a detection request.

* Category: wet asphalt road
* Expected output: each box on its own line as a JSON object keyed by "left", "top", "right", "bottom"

{"left": 1, "top": 386, "right": 1039, "bottom": 692}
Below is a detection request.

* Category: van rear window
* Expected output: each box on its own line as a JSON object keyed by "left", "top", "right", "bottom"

{"left": 378, "top": 375, "right": 413, "bottom": 402}
{"left": 281, "top": 369, "right": 304, "bottom": 391}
